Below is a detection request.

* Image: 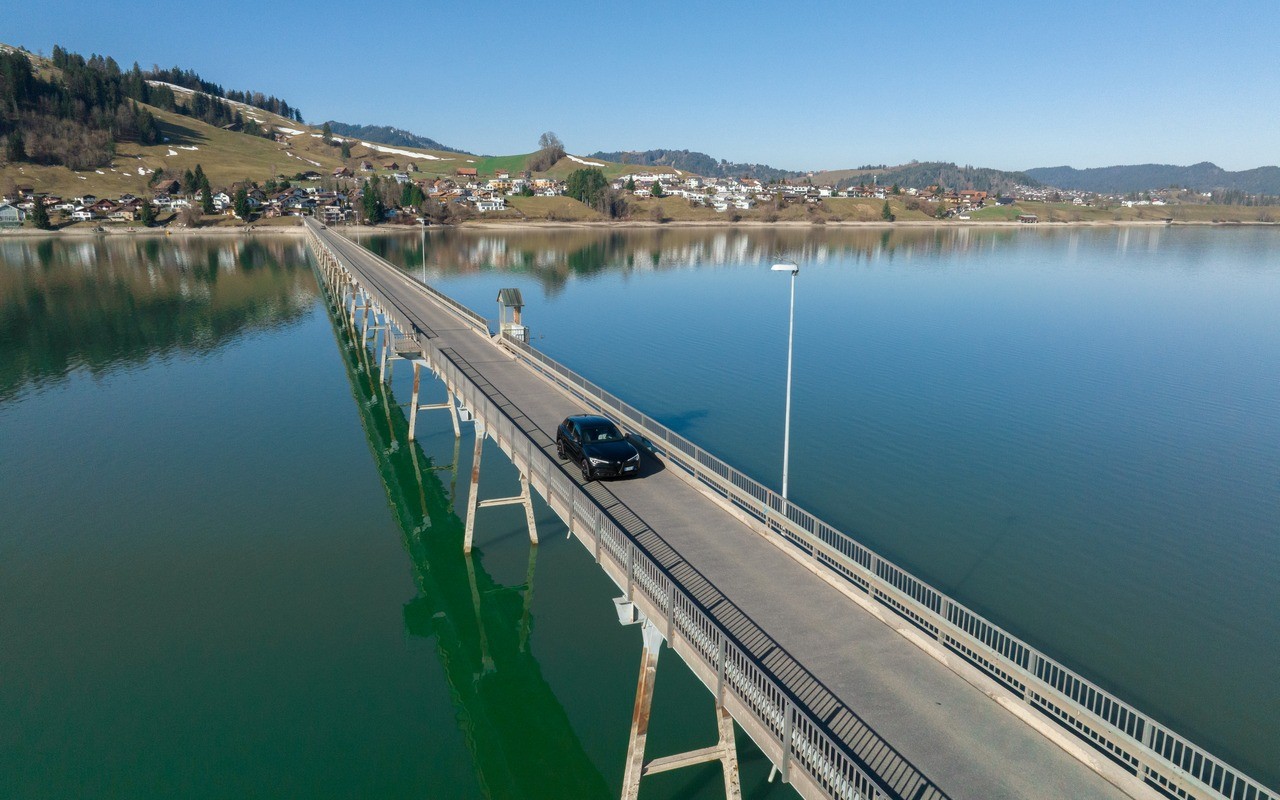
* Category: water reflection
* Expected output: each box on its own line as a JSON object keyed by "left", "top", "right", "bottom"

{"left": 0, "top": 236, "right": 316, "bottom": 402}
{"left": 322, "top": 278, "right": 611, "bottom": 799}
{"left": 362, "top": 226, "right": 1041, "bottom": 296}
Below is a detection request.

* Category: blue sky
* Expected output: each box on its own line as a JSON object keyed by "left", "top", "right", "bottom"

{"left": 8, "top": 1, "right": 1277, "bottom": 172}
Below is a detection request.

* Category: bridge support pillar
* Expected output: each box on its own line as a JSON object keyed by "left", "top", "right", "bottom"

{"left": 462, "top": 425, "right": 539, "bottom": 554}
{"left": 618, "top": 610, "right": 741, "bottom": 800}
{"left": 407, "top": 361, "right": 461, "bottom": 441}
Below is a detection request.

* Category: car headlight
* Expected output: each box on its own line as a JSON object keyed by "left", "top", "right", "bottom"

{"left": 589, "top": 457, "right": 609, "bottom": 465}
{"left": 627, "top": 453, "right": 640, "bottom": 462}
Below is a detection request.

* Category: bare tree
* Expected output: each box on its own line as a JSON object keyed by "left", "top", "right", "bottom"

{"left": 527, "top": 131, "right": 566, "bottom": 172}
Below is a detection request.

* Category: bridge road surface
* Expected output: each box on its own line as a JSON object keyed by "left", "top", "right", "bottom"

{"left": 316, "top": 225, "right": 1130, "bottom": 800}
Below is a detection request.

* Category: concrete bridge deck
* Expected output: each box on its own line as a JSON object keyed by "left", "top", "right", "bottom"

{"left": 305, "top": 220, "right": 1167, "bottom": 800}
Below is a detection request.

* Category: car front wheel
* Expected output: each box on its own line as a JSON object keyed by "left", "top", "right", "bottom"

{"left": 580, "top": 459, "right": 593, "bottom": 482}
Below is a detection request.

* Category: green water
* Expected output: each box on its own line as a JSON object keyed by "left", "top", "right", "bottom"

{"left": 2, "top": 227, "right": 1277, "bottom": 796}
{"left": 0, "top": 236, "right": 783, "bottom": 798}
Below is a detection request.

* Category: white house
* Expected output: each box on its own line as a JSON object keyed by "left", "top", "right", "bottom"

{"left": 0, "top": 203, "right": 24, "bottom": 227}
{"left": 475, "top": 197, "right": 506, "bottom": 213}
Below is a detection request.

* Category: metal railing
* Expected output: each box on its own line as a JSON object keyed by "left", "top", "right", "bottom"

{"left": 496, "top": 335, "right": 1274, "bottom": 800}
{"left": 306, "top": 222, "right": 1276, "bottom": 800}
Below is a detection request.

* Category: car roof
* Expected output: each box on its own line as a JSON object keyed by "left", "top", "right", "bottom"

{"left": 566, "top": 414, "right": 615, "bottom": 425}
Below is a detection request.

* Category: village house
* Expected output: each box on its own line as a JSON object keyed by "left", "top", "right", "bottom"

{"left": 0, "top": 203, "right": 23, "bottom": 227}
{"left": 474, "top": 197, "right": 506, "bottom": 213}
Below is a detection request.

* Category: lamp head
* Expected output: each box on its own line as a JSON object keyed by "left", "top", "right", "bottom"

{"left": 771, "top": 263, "right": 799, "bottom": 276}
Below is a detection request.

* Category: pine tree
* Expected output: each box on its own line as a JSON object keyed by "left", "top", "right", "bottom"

{"left": 321, "top": 121, "right": 332, "bottom": 144}
{"left": 31, "top": 200, "right": 51, "bottom": 230}
{"left": 5, "top": 132, "right": 25, "bottom": 162}
{"left": 625, "top": 176, "right": 636, "bottom": 191}
{"left": 362, "top": 177, "right": 384, "bottom": 224}
{"left": 340, "top": 140, "right": 351, "bottom": 159}
{"left": 881, "top": 200, "right": 893, "bottom": 221}
{"left": 200, "top": 178, "right": 214, "bottom": 215}
{"left": 140, "top": 199, "right": 156, "bottom": 226}
{"left": 651, "top": 181, "right": 664, "bottom": 198}
{"left": 233, "top": 186, "right": 250, "bottom": 220}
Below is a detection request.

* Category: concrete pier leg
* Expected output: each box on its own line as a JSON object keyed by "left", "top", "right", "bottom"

{"left": 463, "top": 427, "right": 485, "bottom": 554}
{"left": 408, "top": 363, "right": 421, "bottom": 441}
{"left": 716, "top": 704, "right": 743, "bottom": 799}
{"left": 448, "top": 390, "right": 461, "bottom": 438}
{"left": 621, "top": 620, "right": 664, "bottom": 800}
{"left": 520, "top": 473, "right": 539, "bottom": 545}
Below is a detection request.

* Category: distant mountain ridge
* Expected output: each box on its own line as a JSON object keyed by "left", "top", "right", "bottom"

{"left": 325, "top": 121, "right": 470, "bottom": 155}
{"left": 1024, "top": 162, "right": 1280, "bottom": 195}
{"left": 586, "top": 149, "right": 802, "bottom": 182}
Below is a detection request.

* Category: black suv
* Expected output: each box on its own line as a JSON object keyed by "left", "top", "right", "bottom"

{"left": 556, "top": 414, "right": 641, "bottom": 481}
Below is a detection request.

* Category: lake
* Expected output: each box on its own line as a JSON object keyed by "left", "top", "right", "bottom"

{"left": 2, "top": 225, "right": 1276, "bottom": 796}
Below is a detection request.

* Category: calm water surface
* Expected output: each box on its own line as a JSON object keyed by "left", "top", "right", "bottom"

{"left": 367, "top": 224, "right": 1280, "bottom": 788}
{"left": 2, "top": 226, "right": 1277, "bottom": 795}
{"left": 0, "top": 236, "right": 779, "bottom": 799}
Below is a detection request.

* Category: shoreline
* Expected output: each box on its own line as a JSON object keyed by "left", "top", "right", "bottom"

{"left": 2, "top": 217, "right": 1276, "bottom": 238}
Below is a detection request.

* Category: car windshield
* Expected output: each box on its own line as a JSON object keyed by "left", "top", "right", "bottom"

{"left": 580, "top": 422, "right": 624, "bottom": 443}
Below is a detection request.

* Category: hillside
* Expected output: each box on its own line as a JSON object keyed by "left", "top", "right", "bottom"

{"left": 1024, "top": 162, "right": 1280, "bottom": 195}
{"left": 587, "top": 149, "right": 801, "bottom": 182}
{"left": 810, "top": 162, "right": 1037, "bottom": 194}
{"left": 325, "top": 122, "right": 470, "bottom": 155}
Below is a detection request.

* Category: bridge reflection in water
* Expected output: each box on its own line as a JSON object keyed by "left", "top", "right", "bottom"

{"left": 323, "top": 282, "right": 612, "bottom": 799}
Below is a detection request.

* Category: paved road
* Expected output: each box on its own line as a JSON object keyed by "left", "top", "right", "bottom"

{"left": 314, "top": 223, "right": 1131, "bottom": 800}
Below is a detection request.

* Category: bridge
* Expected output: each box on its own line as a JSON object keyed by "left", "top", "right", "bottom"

{"left": 303, "top": 218, "right": 1274, "bottom": 800}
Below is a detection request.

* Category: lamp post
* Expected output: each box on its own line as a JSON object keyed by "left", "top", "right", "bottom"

{"left": 771, "top": 261, "right": 799, "bottom": 499}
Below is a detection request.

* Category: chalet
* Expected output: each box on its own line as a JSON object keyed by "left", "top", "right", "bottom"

{"left": 386, "top": 162, "right": 400, "bottom": 171}
{"left": 456, "top": 167, "right": 478, "bottom": 178}
{"left": 495, "top": 170, "right": 511, "bottom": 180}
{"left": 87, "top": 199, "right": 117, "bottom": 216}
{"left": 297, "top": 170, "right": 322, "bottom": 181}
{"left": 391, "top": 172, "right": 411, "bottom": 184}
{"left": 1017, "top": 214, "right": 1039, "bottom": 223}
{"left": 154, "top": 179, "right": 181, "bottom": 195}
{"left": 70, "top": 209, "right": 95, "bottom": 222}
{"left": 0, "top": 203, "right": 23, "bottom": 227}
{"left": 359, "top": 161, "right": 374, "bottom": 172}
{"left": 333, "top": 166, "right": 353, "bottom": 178}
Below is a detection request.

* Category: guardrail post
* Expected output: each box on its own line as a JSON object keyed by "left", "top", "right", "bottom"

{"left": 716, "top": 637, "right": 728, "bottom": 707}
{"left": 781, "top": 698, "right": 794, "bottom": 784}
{"left": 626, "top": 545, "right": 634, "bottom": 601}
{"left": 666, "top": 582, "right": 676, "bottom": 644}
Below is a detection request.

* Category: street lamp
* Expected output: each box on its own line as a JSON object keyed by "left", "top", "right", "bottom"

{"left": 771, "top": 261, "right": 799, "bottom": 499}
